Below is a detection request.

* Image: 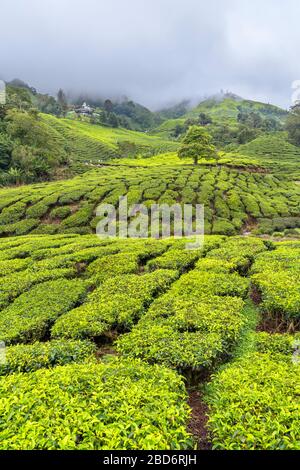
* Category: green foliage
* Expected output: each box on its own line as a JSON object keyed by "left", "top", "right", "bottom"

{"left": 0, "top": 278, "right": 88, "bottom": 344}
{"left": 52, "top": 270, "right": 178, "bottom": 339}
{"left": 178, "top": 126, "right": 217, "bottom": 164}
{"left": 0, "top": 359, "right": 192, "bottom": 450}
{"left": 0, "top": 163, "right": 298, "bottom": 236}
{"left": 146, "top": 248, "right": 200, "bottom": 273}
{"left": 254, "top": 332, "right": 300, "bottom": 356}
{"left": 117, "top": 294, "right": 245, "bottom": 371}
{"left": 286, "top": 105, "right": 300, "bottom": 146}
{"left": 0, "top": 339, "right": 96, "bottom": 374}
{"left": 5, "top": 109, "right": 68, "bottom": 180}
{"left": 251, "top": 243, "right": 300, "bottom": 320}
{"left": 117, "top": 241, "right": 249, "bottom": 372}
{"left": 206, "top": 352, "right": 300, "bottom": 450}
{"left": 0, "top": 267, "right": 75, "bottom": 309}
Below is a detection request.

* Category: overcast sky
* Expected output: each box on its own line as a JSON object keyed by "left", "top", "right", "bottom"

{"left": 0, "top": 0, "right": 299, "bottom": 110}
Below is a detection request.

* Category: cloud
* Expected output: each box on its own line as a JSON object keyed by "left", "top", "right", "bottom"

{"left": 0, "top": 0, "right": 299, "bottom": 109}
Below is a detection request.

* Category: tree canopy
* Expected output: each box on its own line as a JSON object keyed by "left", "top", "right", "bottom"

{"left": 178, "top": 125, "right": 217, "bottom": 164}
{"left": 286, "top": 105, "right": 300, "bottom": 146}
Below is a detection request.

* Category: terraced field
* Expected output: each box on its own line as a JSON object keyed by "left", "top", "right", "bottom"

{"left": 0, "top": 163, "right": 299, "bottom": 238}
{"left": 1, "top": 95, "right": 300, "bottom": 451}
{"left": 239, "top": 133, "right": 300, "bottom": 179}
{"left": 0, "top": 234, "right": 299, "bottom": 449}
{"left": 41, "top": 114, "right": 179, "bottom": 169}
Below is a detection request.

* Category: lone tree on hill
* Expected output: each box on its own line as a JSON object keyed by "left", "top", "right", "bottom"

{"left": 178, "top": 126, "right": 217, "bottom": 165}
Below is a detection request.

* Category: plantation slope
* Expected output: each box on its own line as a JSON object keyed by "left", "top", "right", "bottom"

{"left": 186, "top": 97, "right": 287, "bottom": 124}
{"left": 151, "top": 97, "right": 287, "bottom": 139}
{"left": 0, "top": 235, "right": 300, "bottom": 449}
{"left": 0, "top": 163, "right": 299, "bottom": 237}
{"left": 238, "top": 133, "right": 300, "bottom": 178}
{"left": 41, "top": 114, "right": 179, "bottom": 168}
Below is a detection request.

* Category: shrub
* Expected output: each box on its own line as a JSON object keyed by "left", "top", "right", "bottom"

{"left": 26, "top": 201, "right": 49, "bottom": 218}
{"left": 251, "top": 270, "right": 300, "bottom": 319}
{"left": 0, "top": 218, "right": 39, "bottom": 236}
{"left": 206, "top": 353, "right": 300, "bottom": 450}
{"left": 51, "top": 270, "right": 178, "bottom": 339}
{"left": 0, "top": 258, "right": 30, "bottom": 276}
{"left": 146, "top": 249, "right": 200, "bottom": 273}
{"left": 117, "top": 295, "right": 245, "bottom": 371}
{"left": 172, "top": 271, "right": 249, "bottom": 298}
{"left": 0, "top": 339, "right": 96, "bottom": 374}
{"left": 254, "top": 332, "right": 300, "bottom": 356}
{"left": 212, "top": 219, "right": 236, "bottom": 236}
{"left": 0, "top": 267, "right": 75, "bottom": 309}
{"left": 0, "top": 278, "right": 88, "bottom": 344}
{"left": 50, "top": 206, "right": 72, "bottom": 220}
{"left": 0, "top": 201, "right": 27, "bottom": 225}
{"left": 87, "top": 252, "right": 139, "bottom": 282}
{"left": 0, "top": 359, "right": 192, "bottom": 449}
{"left": 60, "top": 204, "right": 94, "bottom": 228}
{"left": 206, "top": 236, "right": 267, "bottom": 272}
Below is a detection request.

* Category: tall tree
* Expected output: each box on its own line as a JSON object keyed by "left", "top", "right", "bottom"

{"left": 178, "top": 126, "right": 217, "bottom": 165}
{"left": 57, "top": 89, "right": 68, "bottom": 117}
{"left": 198, "top": 112, "right": 212, "bottom": 126}
{"left": 286, "top": 104, "right": 300, "bottom": 146}
{"left": 104, "top": 99, "right": 113, "bottom": 114}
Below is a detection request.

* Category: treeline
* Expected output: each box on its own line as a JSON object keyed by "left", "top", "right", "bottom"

{"left": 172, "top": 109, "right": 284, "bottom": 148}
{"left": 0, "top": 86, "right": 69, "bottom": 185}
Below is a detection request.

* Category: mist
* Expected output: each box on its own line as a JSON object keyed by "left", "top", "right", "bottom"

{"left": 1, "top": 0, "right": 299, "bottom": 110}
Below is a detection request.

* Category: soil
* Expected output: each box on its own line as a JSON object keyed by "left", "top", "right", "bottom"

{"left": 257, "top": 315, "right": 300, "bottom": 334}
{"left": 250, "top": 285, "right": 262, "bottom": 305}
{"left": 96, "top": 345, "right": 118, "bottom": 358}
{"left": 187, "top": 389, "right": 212, "bottom": 450}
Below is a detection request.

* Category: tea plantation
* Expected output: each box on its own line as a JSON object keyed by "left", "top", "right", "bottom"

{"left": 0, "top": 95, "right": 300, "bottom": 450}
{"left": 0, "top": 162, "right": 299, "bottom": 239}
{"left": 0, "top": 232, "right": 299, "bottom": 449}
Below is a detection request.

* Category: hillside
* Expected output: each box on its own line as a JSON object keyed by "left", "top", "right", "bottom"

{"left": 238, "top": 132, "right": 300, "bottom": 178}
{"left": 186, "top": 96, "right": 287, "bottom": 123}
{"left": 1, "top": 84, "right": 300, "bottom": 451}
{"left": 40, "top": 114, "right": 178, "bottom": 167}
{"left": 0, "top": 156, "right": 299, "bottom": 238}
{"left": 152, "top": 96, "right": 288, "bottom": 147}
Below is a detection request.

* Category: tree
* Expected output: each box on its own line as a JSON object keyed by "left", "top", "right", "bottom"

{"left": 104, "top": 99, "right": 113, "bottom": 114}
{"left": 172, "top": 123, "right": 185, "bottom": 138}
{"left": 198, "top": 112, "right": 212, "bottom": 126}
{"left": 286, "top": 105, "right": 300, "bottom": 146}
{"left": 178, "top": 126, "right": 217, "bottom": 165}
{"left": 237, "top": 125, "right": 258, "bottom": 144}
{"left": 0, "top": 133, "right": 13, "bottom": 170}
{"left": 57, "top": 89, "right": 68, "bottom": 117}
{"left": 107, "top": 112, "right": 119, "bottom": 128}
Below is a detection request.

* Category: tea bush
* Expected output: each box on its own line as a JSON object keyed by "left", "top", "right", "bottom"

{"left": 206, "top": 352, "right": 300, "bottom": 450}
{"left": 0, "top": 163, "right": 299, "bottom": 236}
{"left": 0, "top": 279, "right": 88, "bottom": 344}
{"left": 0, "top": 339, "right": 96, "bottom": 374}
{"left": 52, "top": 270, "right": 178, "bottom": 339}
{"left": 0, "top": 359, "right": 192, "bottom": 450}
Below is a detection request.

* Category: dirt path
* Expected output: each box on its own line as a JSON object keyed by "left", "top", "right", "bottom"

{"left": 187, "top": 389, "right": 212, "bottom": 450}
